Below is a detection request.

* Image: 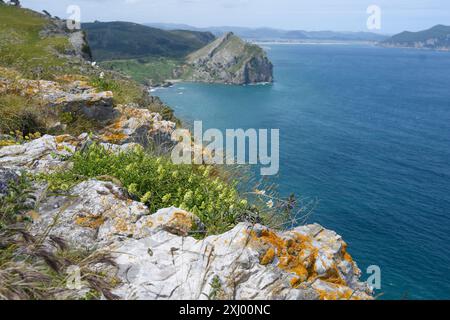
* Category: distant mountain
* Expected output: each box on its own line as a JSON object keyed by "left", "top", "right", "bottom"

{"left": 82, "top": 21, "right": 215, "bottom": 61}
{"left": 145, "top": 23, "right": 388, "bottom": 42}
{"left": 381, "top": 25, "right": 450, "bottom": 51}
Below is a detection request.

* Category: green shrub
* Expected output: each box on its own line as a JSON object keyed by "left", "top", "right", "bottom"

{"left": 40, "top": 144, "right": 253, "bottom": 234}
{"left": 0, "top": 173, "right": 34, "bottom": 228}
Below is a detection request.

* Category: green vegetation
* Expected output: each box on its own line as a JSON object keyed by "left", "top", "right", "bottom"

{"left": 101, "top": 57, "right": 183, "bottom": 84}
{"left": 40, "top": 143, "right": 254, "bottom": 234}
{"left": 0, "top": 6, "right": 73, "bottom": 80}
{"left": 82, "top": 21, "right": 216, "bottom": 84}
{"left": 0, "top": 173, "right": 34, "bottom": 228}
{"left": 38, "top": 143, "right": 309, "bottom": 236}
{"left": 0, "top": 5, "right": 178, "bottom": 136}
{"left": 82, "top": 21, "right": 215, "bottom": 61}
{"left": 383, "top": 25, "right": 450, "bottom": 48}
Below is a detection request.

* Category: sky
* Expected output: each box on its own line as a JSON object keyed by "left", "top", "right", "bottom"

{"left": 20, "top": 0, "right": 450, "bottom": 34}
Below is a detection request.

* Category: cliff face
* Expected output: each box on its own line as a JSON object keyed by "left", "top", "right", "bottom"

{"left": 186, "top": 32, "right": 273, "bottom": 85}
{"left": 0, "top": 75, "right": 372, "bottom": 300}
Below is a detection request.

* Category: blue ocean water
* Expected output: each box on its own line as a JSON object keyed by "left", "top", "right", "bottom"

{"left": 155, "top": 44, "right": 450, "bottom": 300}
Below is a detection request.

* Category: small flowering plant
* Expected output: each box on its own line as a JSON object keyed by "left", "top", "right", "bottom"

{"left": 41, "top": 143, "right": 254, "bottom": 235}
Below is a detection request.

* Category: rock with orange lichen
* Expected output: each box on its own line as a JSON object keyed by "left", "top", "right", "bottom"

{"left": 138, "top": 206, "right": 205, "bottom": 237}
{"left": 100, "top": 104, "right": 176, "bottom": 147}
{"left": 31, "top": 179, "right": 152, "bottom": 249}
{"left": 112, "top": 223, "right": 372, "bottom": 300}
{"left": 0, "top": 134, "right": 141, "bottom": 174}
{"left": 0, "top": 134, "right": 79, "bottom": 173}
{"left": 0, "top": 77, "right": 117, "bottom": 123}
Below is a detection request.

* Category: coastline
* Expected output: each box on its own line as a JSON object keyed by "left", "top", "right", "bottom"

{"left": 251, "top": 40, "right": 377, "bottom": 46}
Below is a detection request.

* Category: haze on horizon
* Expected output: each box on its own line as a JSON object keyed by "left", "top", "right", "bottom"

{"left": 21, "top": 0, "right": 450, "bottom": 34}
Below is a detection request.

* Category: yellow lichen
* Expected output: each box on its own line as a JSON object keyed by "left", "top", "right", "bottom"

{"left": 114, "top": 217, "right": 132, "bottom": 233}
{"left": 0, "top": 140, "right": 16, "bottom": 147}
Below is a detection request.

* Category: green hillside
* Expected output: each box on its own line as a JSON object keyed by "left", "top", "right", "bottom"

{"left": 0, "top": 5, "right": 175, "bottom": 135}
{"left": 82, "top": 21, "right": 215, "bottom": 61}
{"left": 382, "top": 25, "right": 450, "bottom": 49}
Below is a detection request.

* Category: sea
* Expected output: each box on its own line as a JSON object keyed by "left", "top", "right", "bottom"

{"left": 154, "top": 43, "right": 450, "bottom": 300}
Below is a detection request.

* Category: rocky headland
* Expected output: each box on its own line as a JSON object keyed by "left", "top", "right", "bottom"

{"left": 380, "top": 25, "right": 450, "bottom": 51}
{"left": 184, "top": 32, "right": 273, "bottom": 85}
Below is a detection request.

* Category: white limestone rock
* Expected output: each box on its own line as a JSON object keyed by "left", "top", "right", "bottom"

{"left": 0, "top": 134, "right": 77, "bottom": 173}
{"left": 32, "top": 179, "right": 151, "bottom": 249}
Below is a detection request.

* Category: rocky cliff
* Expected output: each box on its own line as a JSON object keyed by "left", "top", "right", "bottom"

{"left": 0, "top": 133, "right": 372, "bottom": 300}
{"left": 0, "top": 5, "right": 371, "bottom": 301}
{"left": 185, "top": 32, "right": 273, "bottom": 85}
{"left": 0, "top": 76, "right": 372, "bottom": 300}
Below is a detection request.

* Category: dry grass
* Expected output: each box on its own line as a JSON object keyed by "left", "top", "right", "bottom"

{"left": 0, "top": 175, "right": 120, "bottom": 300}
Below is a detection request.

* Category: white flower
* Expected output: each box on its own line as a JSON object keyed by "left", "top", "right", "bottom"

{"left": 266, "top": 200, "right": 274, "bottom": 208}
{"left": 99, "top": 72, "right": 105, "bottom": 79}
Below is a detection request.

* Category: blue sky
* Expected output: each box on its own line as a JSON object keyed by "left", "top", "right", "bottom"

{"left": 21, "top": 0, "right": 450, "bottom": 34}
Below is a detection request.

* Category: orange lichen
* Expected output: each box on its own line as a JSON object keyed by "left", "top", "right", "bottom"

{"left": 290, "top": 277, "right": 302, "bottom": 288}
{"left": 249, "top": 228, "right": 354, "bottom": 289}
{"left": 321, "top": 266, "right": 346, "bottom": 285}
{"left": 316, "top": 287, "right": 357, "bottom": 300}
{"left": 249, "top": 229, "right": 319, "bottom": 286}
{"left": 55, "top": 135, "right": 67, "bottom": 144}
{"left": 112, "top": 120, "right": 125, "bottom": 130}
{"left": 101, "top": 132, "right": 128, "bottom": 143}
{"left": 75, "top": 215, "right": 106, "bottom": 229}
{"left": 169, "top": 211, "right": 194, "bottom": 229}
{"left": 260, "top": 248, "right": 275, "bottom": 265}
{"left": 341, "top": 244, "right": 354, "bottom": 263}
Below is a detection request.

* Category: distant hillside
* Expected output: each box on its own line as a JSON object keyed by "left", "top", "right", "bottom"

{"left": 82, "top": 21, "right": 215, "bottom": 61}
{"left": 146, "top": 23, "right": 388, "bottom": 42}
{"left": 381, "top": 25, "right": 450, "bottom": 51}
{"left": 185, "top": 32, "right": 273, "bottom": 84}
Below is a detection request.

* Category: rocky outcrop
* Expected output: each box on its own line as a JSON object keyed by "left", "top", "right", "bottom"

{"left": 186, "top": 32, "right": 273, "bottom": 85}
{"left": 0, "top": 76, "right": 177, "bottom": 145}
{"left": 39, "top": 15, "right": 92, "bottom": 60}
{"left": 113, "top": 221, "right": 371, "bottom": 300}
{"left": 0, "top": 136, "right": 372, "bottom": 300}
{"left": 0, "top": 134, "right": 140, "bottom": 174}
{"left": 0, "top": 77, "right": 116, "bottom": 128}
{"left": 100, "top": 104, "right": 176, "bottom": 147}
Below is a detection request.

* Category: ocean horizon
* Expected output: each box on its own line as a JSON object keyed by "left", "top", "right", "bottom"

{"left": 155, "top": 43, "right": 450, "bottom": 300}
